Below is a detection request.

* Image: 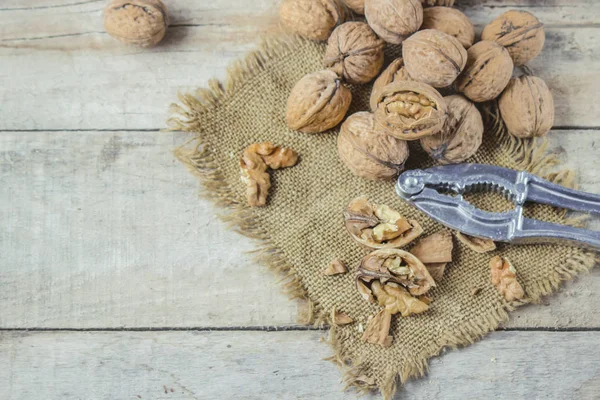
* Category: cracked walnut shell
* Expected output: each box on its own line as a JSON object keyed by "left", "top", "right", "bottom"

{"left": 337, "top": 112, "right": 409, "bottom": 181}
{"left": 365, "top": 0, "right": 423, "bottom": 45}
{"left": 490, "top": 256, "right": 525, "bottom": 301}
{"left": 409, "top": 230, "right": 453, "bottom": 281}
{"left": 279, "top": 0, "right": 346, "bottom": 41}
{"left": 370, "top": 58, "right": 412, "bottom": 112}
{"left": 104, "top": 0, "right": 169, "bottom": 47}
{"left": 324, "top": 22, "right": 385, "bottom": 85}
{"left": 421, "top": 7, "right": 475, "bottom": 49}
{"left": 341, "top": 0, "right": 365, "bottom": 14}
{"left": 456, "top": 232, "right": 496, "bottom": 253}
{"left": 286, "top": 70, "right": 352, "bottom": 133}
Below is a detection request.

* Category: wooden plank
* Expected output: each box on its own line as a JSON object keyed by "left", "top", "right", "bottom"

{"left": 1, "top": 330, "right": 599, "bottom": 399}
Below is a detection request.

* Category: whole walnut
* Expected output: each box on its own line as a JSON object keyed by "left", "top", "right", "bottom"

{"left": 482, "top": 10, "right": 545, "bottom": 66}
{"left": 279, "top": 0, "right": 346, "bottom": 41}
{"left": 455, "top": 41, "right": 514, "bottom": 103}
{"left": 324, "top": 22, "right": 385, "bottom": 85}
{"left": 499, "top": 76, "right": 554, "bottom": 138}
{"left": 337, "top": 112, "right": 410, "bottom": 180}
{"left": 403, "top": 29, "right": 467, "bottom": 88}
{"left": 365, "top": 0, "right": 423, "bottom": 45}
{"left": 104, "top": 0, "right": 168, "bottom": 47}
{"left": 421, "top": 7, "right": 475, "bottom": 49}
{"left": 286, "top": 70, "right": 352, "bottom": 133}
{"left": 373, "top": 81, "right": 447, "bottom": 140}
{"left": 420, "top": 95, "right": 483, "bottom": 164}
{"left": 342, "top": 0, "right": 365, "bottom": 14}
{"left": 420, "top": 0, "right": 454, "bottom": 6}
{"left": 370, "top": 58, "right": 412, "bottom": 111}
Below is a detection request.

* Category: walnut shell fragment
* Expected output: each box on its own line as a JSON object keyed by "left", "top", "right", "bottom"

{"left": 337, "top": 112, "right": 409, "bottom": 181}
{"left": 410, "top": 231, "right": 453, "bottom": 281}
{"left": 323, "top": 259, "right": 348, "bottom": 275}
{"left": 403, "top": 29, "right": 467, "bottom": 88}
{"left": 482, "top": 10, "right": 545, "bottom": 66}
{"left": 498, "top": 76, "right": 555, "bottom": 138}
{"left": 344, "top": 197, "right": 423, "bottom": 249}
{"left": 331, "top": 308, "right": 354, "bottom": 325}
{"left": 279, "top": 0, "right": 346, "bottom": 41}
{"left": 421, "top": 7, "right": 475, "bottom": 49}
{"left": 104, "top": 0, "right": 169, "bottom": 47}
{"left": 456, "top": 232, "right": 497, "bottom": 253}
{"left": 370, "top": 58, "right": 412, "bottom": 111}
{"left": 365, "top": 0, "right": 423, "bottom": 45}
{"left": 341, "top": 0, "right": 365, "bottom": 14}
{"left": 420, "top": 95, "right": 483, "bottom": 164}
{"left": 286, "top": 70, "right": 352, "bottom": 133}
{"left": 420, "top": 0, "right": 454, "bottom": 6}
{"left": 240, "top": 142, "right": 298, "bottom": 207}
{"left": 324, "top": 22, "right": 385, "bottom": 85}
{"left": 490, "top": 256, "right": 525, "bottom": 301}
{"left": 362, "top": 309, "right": 393, "bottom": 347}
{"left": 374, "top": 81, "right": 447, "bottom": 140}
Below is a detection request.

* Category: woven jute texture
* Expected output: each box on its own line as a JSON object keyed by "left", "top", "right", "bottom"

{"left": 170, "top": 36, "right": 596, "bottom": 399}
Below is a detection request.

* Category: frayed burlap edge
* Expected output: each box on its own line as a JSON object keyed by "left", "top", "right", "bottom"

{"left": 168, "top": 35, "right": 597, "bottom": 399}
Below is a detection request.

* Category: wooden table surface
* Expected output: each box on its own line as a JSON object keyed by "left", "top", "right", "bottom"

{"left": 1, "top": 1, "right": 599, "bottom": 399}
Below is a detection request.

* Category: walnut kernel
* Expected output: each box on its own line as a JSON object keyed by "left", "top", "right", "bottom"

{"left": 104, "top": 0, "right": 169, "bottom": 47}
{"left": 490, "top": 256, "right": 525, "bottom": 301}
{"left": 370, "top": 58, "right": 412, "bottom": 111}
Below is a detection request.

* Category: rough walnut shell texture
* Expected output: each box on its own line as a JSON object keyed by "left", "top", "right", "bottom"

{"left": 499, "top": 76, "right": 554, "bottom": 138}
{"left": 337, "top": 112, "right": 409, "bottom": 180}
{"left": 456, "top": 40, "right": 514, "bottom": 103}
{"left": 421, "top": 7, "right": 475, "bottom": 49}
{"left": 365, "top": 0, "right": 423, "bottom": 45}
{"left": 324, "top": 22, "right": 385, "bottom": 85}
{"left": 280, "top": 0, "right": 346, "bottom": 41}
{"left": 420, "top": 95, "right": 483, "bottom": 164}
{"left": 342, "top": 0, "right": 365, "bottom": 14}
{"left": 374, "top": 81, "right": 447, "bottom": 140}
{"left": 286, "top": 70, "right": 352, "bottom": 133}
{"left": 370, "top": 58, "right": 412, "bottom": 111}
{"left": 482, "top": 10, "right": 545, "bottom": 66}
{"left": 403, "top": 29, "right": 467, "bottom": 88}
{"left": 104, "top": 0, "right": 168, "bottom": 47}
{"left": 420, "top": 0, "right": 454, "bottom": 6}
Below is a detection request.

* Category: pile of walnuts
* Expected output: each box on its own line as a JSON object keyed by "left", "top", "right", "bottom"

{"left": 281, "top": 0, "right": 555, "bottom": 180}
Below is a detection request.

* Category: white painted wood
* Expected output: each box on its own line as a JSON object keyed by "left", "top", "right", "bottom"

{"left": 1, "top": 330, "right": 599, "bottom": 399}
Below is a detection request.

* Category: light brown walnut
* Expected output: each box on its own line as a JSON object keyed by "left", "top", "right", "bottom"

{"left": 490, "top": 256, "right": 525, "bottom": 301}
{"left": 341, "top": 0, "right": 365, "bottom": 14}
{"left": 104, "top": 0, "right": 168, "bottom": 47}
{"left": 279, "top": 0, "right": 346, "bottom": 41}
{"left": 364, "top": 0, "right": 423, "bottom": 44}
{"left": 421, "top": 7, "right": 475, "bottom": 49}
{"left": 370, "top": 59, "right": 412, "bottom": 112}
{"left": 420, "top": 0, "right": 454, "bottom": 6}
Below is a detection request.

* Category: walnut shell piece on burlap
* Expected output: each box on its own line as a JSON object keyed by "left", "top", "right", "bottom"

{"left": 279, "top": 0, "right": 346, "bottom": 41}
{"left": 364, "top": 0, "right": 423, "bottom": 45}
{"left": 421, "top": 7, "right": 475, "bottom": 49}
{"left": 420, "top": 95, "right": 483, "bottom": 164}
{"left": 286, "top": 70, "right": 352, "bottom": 133}
{"left": 337, "top": 112, "right": 409, "bottom": 180}
{"left": 420, "top": 0, "right": 454, "bottom": 6}
{"left": 403, "top": 29, "right": 467, "bottom": 88}
{"left": 455, "top": 40, "right": 514, "bottom": 103}
{"left": 341, "top": 0, "right": 365, "bottom": 14}
{"left": 373, "top": 81, "right": 447, "bottom": 140}
{"left": 324, "top": 22, "right": 385, "bottom": 85}
{"left": 370, "top": 58, "right": 412, "bottom": 111}
{"left": 498, "top": 76, "right": 555, "bottom": 139}
{"left": 490, "top": 256, "right": 525, "bottom": 302}
{"left": 482, "top": 10, "right": 545, "bottom": 67}
{"left": 104, "top": 0, "right": 169, "bottom": 47}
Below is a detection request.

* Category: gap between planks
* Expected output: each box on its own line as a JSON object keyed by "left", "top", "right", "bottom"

{"left": 1, "top": 327, "right": 599, "bottom": 332}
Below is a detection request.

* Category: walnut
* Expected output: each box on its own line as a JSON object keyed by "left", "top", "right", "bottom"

{"left": 324, "top": 22, "right": 385, "bottom": 85}
{"left": 409, "top": 230, "right": 453, "bottom": 281}
{"left": 331, "top": 307, "right": 354, "bottom": 325}
{"left": 402, "top": 30, "right": 467, "bottom": 88}
{"left": 279, "top": 0, "right": 346, "bottom": 41}
{"left": 456, "top": 232, "right": 496, "bottom": 253}
{"left": 364, "top": 0, "right": 423, "bottom": 45}
{"left": 490, "top": 256, "right": 525, "bottom": 301}
{"left": 482, "top": 10, "right": 545, "bottom": 66}
{"left": 337, "top": 112, "right": 409, "bottom": 181}
{"left": 239, "top": 142, "right": 298, "bottom": 207}
{"left": 456, "top": 41, "right": 514, "bottom": 103}
{"left": 362, "top": 309, "right": 393, "bottom": 347}
{"left": 498, "top": 76, "right": 554, "bottom": 139}
{"left": 420, "top": 95, "right": 483, "bottom": 164}
{"left": 104, "top": 0, "right": 168, "bottom": 47}
{"left": 421, "top": 7, "right": 475, "bottom": 49}
{"left": 341, "top": 0, "right": 365, "bottom": 14}
{"left": 344, "top": 197, "right": 423, "bottom": 250}
{"left": 286, "top": 70, "right": 352, "bottom": 133}
{"left": 370, "top": 59, "right": 412, "bottom": 112}
{"left": 322, "top": 259, "right": 348, "bottom": 275}
{"left": 373, "top": 81, "right": 447, "bottom": 140}
{"left": 420, "top": 0, "right": 454, "bottom": 6}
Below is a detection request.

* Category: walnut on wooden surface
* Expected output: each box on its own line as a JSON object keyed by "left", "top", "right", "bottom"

{"left": 420, "top": 95, "right": 483, "bottom": 164}
{"left": 409, "top": 230, "right": 453, "bottom": 281}
{"left": 421, "top": 7, "right": 475, "bottom": 49}
{"left": 482, "top": 10, "right": 545, "bottom": 66}
{"left": 490, "top": 256, "right": 525, "bottom": 301}
{"left": 239, "top": 142, "right": 298, "bottom": 207}
{"left": 324, "top": 22, "right": 385, "bottom": 85}
{"left": 456, "top": 232, "right": 497, "bottom": 253}
{"left": 341, "top": 0, "right": 365, "bottom": 14}
{"left": 364, "top": 0, "right": 423, "bottom": 45}
{"left": 370, "top": 58, "right": 412, "bottom": 111}
{"left": 420, "top": 0, "right": 454, "bottom": 6}
{"left": 373, "top": 81, "right": 447, "bottom": 140}
{"left": 279, "top": 0, "right": 346, "bottom": 41}
{"left": 331, "top": 307, "right": 354, "bottom": 325}
{"left": 286, "top": 70, "right": 352, "bottom": 133}
{"left": 322, "top": 259, "right": 348, "bottom": 275}
{"left": 337, "top": 112, "right": 409, "bottom": 181}
{"left": 344, "top": 197, "right": 423, "bottom": 250}
{"left": 403, "top": 30, "right": 467, "bottom": 88}
{"left": 104, "top": 0, "right": 169, "bottom": 47}
{"left": 455, "top": 41, "right": 514, "bottom": 103}
{"left": 498, "top": 76, "right": 555, "bottom": 138}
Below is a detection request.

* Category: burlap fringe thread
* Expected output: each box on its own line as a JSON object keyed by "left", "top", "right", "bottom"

{"left": 169, "top": 35, "right": 596, "bottom": 400}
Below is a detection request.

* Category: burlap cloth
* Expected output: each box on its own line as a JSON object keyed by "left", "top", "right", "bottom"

{"left": 170, "top": 36, "right": 596, "bottom": 399}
